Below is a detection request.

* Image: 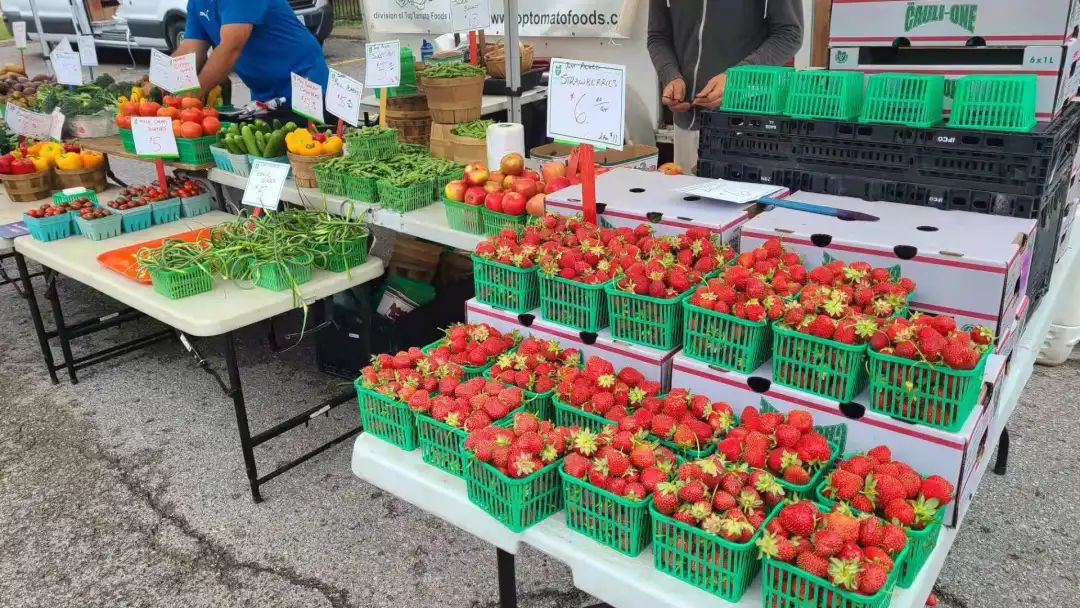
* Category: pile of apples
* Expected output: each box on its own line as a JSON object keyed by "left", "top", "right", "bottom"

{"left": 444, "top": 153, "right": 576, "bottom": 218}
{"left": 115, "top": 96, "right": 220, "bottom": 139}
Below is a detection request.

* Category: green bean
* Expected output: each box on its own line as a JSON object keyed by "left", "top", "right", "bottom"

{"left": 451, "top": 119, "right": 493, "bottom": 139}
{"left": 421, "top": 62, "right": 486, "bottom": 79}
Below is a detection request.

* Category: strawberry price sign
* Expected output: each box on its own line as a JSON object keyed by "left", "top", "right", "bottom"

{"left": 364, "top": 40, "right": 401, "bottom": 89}
{"left": 547, "top": 58, "right": 626, "bottom": 150}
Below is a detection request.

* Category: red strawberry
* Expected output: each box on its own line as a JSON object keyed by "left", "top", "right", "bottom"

{"left": 920, "top": 475, "right": 955, "bottom": 505}
{"left": 795, "top": 551, "right": 830, "bottom": 578}
{"left": 857, "top": 563, "right": 889, "bottom": 595}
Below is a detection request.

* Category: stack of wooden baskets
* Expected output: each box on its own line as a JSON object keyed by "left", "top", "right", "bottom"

{"left": 483, "top": 42, "right": 535, "bottom": 78}
{"left": 385, "top": 95, "right": 433, "bottom": 145}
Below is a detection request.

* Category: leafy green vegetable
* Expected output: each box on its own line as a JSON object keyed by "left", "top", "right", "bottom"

{"left": 33, "top": 82, "right": 118, "bottom": 116}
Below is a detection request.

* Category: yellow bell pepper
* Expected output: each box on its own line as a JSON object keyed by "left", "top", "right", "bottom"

{"left": 80, "top": 151, "right": 105, "bottom": 169}
{"left": 37, "top": 142, "right": 64, "bottom": 162}
{"left": 298, "top": 140, "right": 325, "bottom": 156}
{"left": 54, "top": 152, "right": 84, "bottom": 171}
{"left": 285, "top": 128, "right": 315, "bottom": 154}
{"left": 322, "top": 135, "right": 343, "bottom": 156}
{"left": 29, "top": 155, "right": 51, "bottom": 172}
{"left": 27, "top": 141, "right": 45, "bottom": 156}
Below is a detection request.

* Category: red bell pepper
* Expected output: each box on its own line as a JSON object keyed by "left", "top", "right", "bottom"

{"left": 11, "top": 159, "right": 36, "bottom": 175}
{"left": 0, "top": 155, "right": 13, "bottom": 175}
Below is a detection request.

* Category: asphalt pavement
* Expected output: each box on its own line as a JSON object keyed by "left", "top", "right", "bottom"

{"left": 0, "top": 40, "right": 1078, "bottom": 608}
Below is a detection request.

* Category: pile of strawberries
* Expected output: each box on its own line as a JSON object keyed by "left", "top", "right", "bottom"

{"left": 463, "top": 412, "right": 572, "bottom": 478}
{"left": 779, "top": 287, "right": 884, "bottom": 346}
{"left": 805, "top": 259, "right": 915, "bottom": 319}
{"left": 426, "top": 323, "right": 519, "bottom": 369}
{"left": 614, "top": 389, "right": 736, "bottom": 454}
{"left": 358, "top": 348, "right": 464, "bottom": 403}
{"left": 733, "top": 239, "right": 808, "bottom": 292}
{"left": 686, "top": 240, "right": 809, "bottom": 322}
{"left": 820, "top": 445, "right": 954, "bottom": 530}
{"left": 554, "top": 355, "right": 663, "bottom": 419}
{"left": 410, "top": 376, "right": 525, "bottom": 431}
{"left": 562, "top": 424, "right": 678, "bottom": 501}
{"left": 474, "top": 229, "right": 539, "bottom": 268}
{"left": 871, "top": 314, "right": 993, "bottom": 371}
{"left": 652, "top": 455, "right": 786, "bottom": 543}
{"left": 758, "top": 500, "right": 907, "bottom": 596}
{"left": 613, "top": 255, "right": 704, "bottom": 299}
{"left": 716, "top": 406, "right": 833, "bottom": 486}
{"left": 486, "top": 336, "right": 581, "bottom": 394}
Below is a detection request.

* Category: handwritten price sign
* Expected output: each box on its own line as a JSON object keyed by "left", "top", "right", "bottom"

{"left": 51, "top": 51, "right": 84, "bottom": 86}
{"left": 291, "top": 72, "right": 324, "bottom": 124}
{"left": 547, "top": 58, "right": 626, "bottom": 150}
{"left": 242, "top": 160, "right": 291, "bottom": 210}
{"left": 149, "top": 50, "right": 199, "bottom": 94}
{"left": 450, "top": 0, "right": 491, "bottom": 32}
{"left": 365, "top": 40, "right": 401, "bottom": 88}
{"left": 5, "top": 104, "right": 60, "bottom": 141}
{"left": 78, "top": 35, "right": 99, "bottom": 66}
{"left": 12, "top": 22, "right": 26, "bottom": 50}
{"left": 132, "top": 117, "right": 179, "bottom": 159}
{"left": 326, "top": 69, "right": 364, "bottom": 127}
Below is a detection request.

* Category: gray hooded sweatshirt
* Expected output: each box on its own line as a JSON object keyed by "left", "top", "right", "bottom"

{"left": 648, "top": 0, "right": 804, "bottom": 130}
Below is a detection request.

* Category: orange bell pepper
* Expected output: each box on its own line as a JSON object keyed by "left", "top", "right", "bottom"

{"left": 322, "top": 135, "right": 343, "bottom": 156}
{"left": 80, "top": 151, "right": 105, "bottom": 169}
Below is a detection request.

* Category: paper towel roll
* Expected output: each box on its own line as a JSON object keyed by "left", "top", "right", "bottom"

{"left": 486, "top": 122, "right": 526, "bottom": 170}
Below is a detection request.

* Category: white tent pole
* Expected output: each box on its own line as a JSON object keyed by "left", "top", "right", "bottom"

{"left": 504, "top": 0, "right": 522, "bottom": 123}
{"left": 27, "top": 0, "right": 53, "bottom": 73}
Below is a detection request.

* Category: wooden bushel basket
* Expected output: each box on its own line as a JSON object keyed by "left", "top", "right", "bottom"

{"left": 386, "top": 95, "right": 433, "bottom": 145}
{"left": 0, "top": 170, "right": 52, "bottom": 202}
{"left": 449, "top": 133, "right": 487, "bottom": 165}
{"left": 483, "top": 43, "right": 535, "bottom": 79}
{"left": 419, "top": 75, "right": 484, "bottom": 124}
{"left": 287, "top": 152, "right": 339, "bottom": 189}
{"left": 54, "top": 164, "right": 107, "bottom": 193}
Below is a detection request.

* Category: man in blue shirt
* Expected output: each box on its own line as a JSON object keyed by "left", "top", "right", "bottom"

{"left": 175, "top": 0, "right": 329, "bottom": 106}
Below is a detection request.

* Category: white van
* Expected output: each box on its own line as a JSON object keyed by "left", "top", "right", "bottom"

{"left": 1, "top": 0, "right": 334, "bottom": 52}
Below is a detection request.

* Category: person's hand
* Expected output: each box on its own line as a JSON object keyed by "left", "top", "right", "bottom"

{"left": 661, "top": 78, "right": 692, "bottom": 113}
{"left": 693, "top": 73, "right": 728, "bottom": 109}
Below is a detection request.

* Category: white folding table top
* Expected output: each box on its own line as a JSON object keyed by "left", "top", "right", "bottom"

{"left": 14, "top": 211, "right": 385, "bottom": 337}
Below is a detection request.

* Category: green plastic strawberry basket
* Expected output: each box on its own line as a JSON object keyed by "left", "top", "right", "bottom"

{"left": 414, "top": 406, "right": 520, "bottom": 479}
{"left": 433, "top": 169, "right": 464, "bottom": 202}
{"left": 345, "top": 128, "right": 399, "bottom": 161}
{"left": 722, "top": 65, "right": 794, "bottom": 115}
{"left": 465, "top": 455, "right": 563, "bottom": 532}
{"left": 472, "top": 255, "right": 540, "bottom": 313}
{"left": 561, "top": 468, "right": 652, "bottom": 556}
{"left": 313, "top": 234, "right": 369, "bottom": 273}
{"left": 785, "top": 70, "right": 865, "bottom": 121}
{"left": 118, "top": 128, "right": 135, "bottom": 153}
{"left": 482, "top": 208, "right": 528, "bottom": 236}
{"left": 651, "top": 501, "right": 782, "bottom": 601}
{"left": 313, "top": 164, "right": 346, "bottom": 197}
{"left": 421, "top": 339, "right": 494, "bottom": 380}
{"left": 947, "top": 74, "right": 1037, "bottom": 133}
{"left": 377, "top": 178, "right": 434, "bottom": 213}
{"left": 682, "top": 300, "right": 772, "bottom": 374}
{"left": 539, "top": 275, "right": 610, "bottom": 333}
{"left": 53, "top": 189, "right": 99, "bottom": 205}
{"left": 176, "top": 135, "right": 217, "bottom": 165}
{"left": 343, "top": 172, "right": 379, "bottom": 202}
{"left": 866, "top": 348, "right": 989, "bottom": 432}
{"left": 552, "top": 396, "right": 614, "bottom": 433}
{"left": 443, "top": 197, "right": 484, "bottom": 234}
{"left": 759, "top": 399, "right": 846, "bottom": 497}
{"left": 354, "top": 379, "right": 419, "bottom": 451}
{"left": 860, "top": 73, "right": 945, "bottom": 128}
{"left": 604, "top": 284, "right": 686, "bottom": 351}
{"left": 149, "top": 265, "right": 213, "bottom": 300}
{"left": 771, "top": 323, "right": 869, "bottom": 402}
{"left": 482, "top": 367, "right": 556, "bottom": 420}
{"left": 251, "top": 254, "right": 313, "bottom": 292}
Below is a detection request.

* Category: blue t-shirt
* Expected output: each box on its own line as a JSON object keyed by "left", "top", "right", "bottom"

{"left": 184, "top": 0, "right": 329, "bottom": 102}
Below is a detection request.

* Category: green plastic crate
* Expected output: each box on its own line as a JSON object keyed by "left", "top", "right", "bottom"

{"left": 682, "top": 300, "right": 771, "bottom": 374}
{"left": 785, "top": 70, "right": 865, "bottom": 121}
{"left": 539, "top": 274, "right": 610, "bottom": 333}
{"left": 251, "top": 256, "right": 313, "bottom": 292}
{"left": 561, "top": 468, "right": 652, "bottom": 556}
{"left": 354, "top": 379, "right": 419, "bottom": 450}
{"left": 948, "top": 74, "right": 1037, "bottom": 133}
{"left": 344, "top": 172, "right": 379, "bottom": 202}
{"left": 176, "top": 135, "right": 217, "bottom": 165}
{"left": 75, "top": 213, "right": 121, "bottom": 241}
{"left": 465, "top": 455, "right": 563, "bottom": 532}
{"left": 443, "top": 197, "right": 484, "bottom": 234}
{"left": 472, "top": 255, "right": 539, "bottom": 313}
{"left": 313, "top": 164, "right": 346, "bottom": 196}
{"left": 860, "top": 73, "right": 945, "bottom": 128}
{"left": 605, "top": 284, "right": 685, "bottom": 351}
{"left": 482, "top": 208, "right": 528, "bottom": 236}
{"left": 151, "top": 197, "right": 182, "bottom": 224}
{"left": 314, "top": 235, "right": 369, "bottom": 273}
{"left": 433, "top": 169, "right": 464, "bottom": 202}
{"left": 652, "top": 501, "right": 782, "bottom": 601}
{"left": 771, "top": 323, "right": 868, "bottom": 402}
{"left": 866, "top": 348, "right": 989, "bottom": 432}
{"left": 346, "top": 129, "right": 399, "bottom": 161}
{"left": 415, "top": 403, "right": 524, "bottom": 478}
{"left": 118, "top": 128, "right": 135, "bottom": 153}
{"left": 149, "top": 265, "right": 213, "bottom": 300}
{"left": 377, "top": 178, "right": 434, "bottom": 213}
{"left": 552, "top": 396, "right": 614, "bottom": 433}
{"left": 53, "top": 189, "right": 99, "bottom": 205}
{"left": 722, "top": 65, "right": 795, "bottom": 115}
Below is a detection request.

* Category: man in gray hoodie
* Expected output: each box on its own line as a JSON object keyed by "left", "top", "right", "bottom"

{"left": 648, "top": 0, "right": 804, "bottom": 172}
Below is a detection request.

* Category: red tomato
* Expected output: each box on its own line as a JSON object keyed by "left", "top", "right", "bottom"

{"left": 172, "top": 120, "right": 184, "bottom": 137}
{"left": 179, "top": 108, "right": 203, "bottom": 123}
{"left": 201, "top": 116, "right": 221, "bottom": 135}
{"left": 156, "top": 106, "right": 180, "bottom": 119}
{"left": 163, "top": 95, "right": 182, "bottom": 109}
{"left": 202, "top": 108, "right": 219, "bottom": 119}
{"left": 180, "top": 97, "right": 203, "bottom": 110}
{"left": 120, "top": 101, "right": 138, "bottom": 116}
{"left": 116, "top": 114, "right": 133, "bottom": 129}
{"left": 179, "top": 121, "right": 204, "bottom": 138}
{"left": 138, "top": 101, "right": 161, "bottom": 117}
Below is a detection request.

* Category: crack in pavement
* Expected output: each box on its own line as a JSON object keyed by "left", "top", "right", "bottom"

{"left": 477, "top": 585, "right": 590, "bottom": 608}
{"left": 933, "top": 584, "right": 969, "bottom": 608}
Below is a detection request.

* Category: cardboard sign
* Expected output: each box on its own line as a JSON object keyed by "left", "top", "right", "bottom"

{"left": 78, "top": 35, "right": 99, "bottom": 67}
{"left": 365, "top": 40, "right": 401, "bottom": 88}
{"left": 51, "top": 51, "right": 83, "bottom": 86}
{"left": 547, "top": 58, "right": 626, "bottom": 150}
{"left": 450, "top": 0, "right": 491, "bottom": 32}
{"left": 4, "top": 104, "right": 56, "bottom": 140}
{"left": 50, "top": 109, "right": 65, "bottom": 142}
{"left": 52, "top": 37, "right": 73, "bottom": 55}
{"left": 12, "top": 22, "right": 27, "bottom": 50}
{"left": 326, "top": 69, "right": 363, "bottom": 126}
{"left": 290, "top": 72, "right": 324, "bottom": 123}
{"left": 242, "top": 160, "right": 291, "bottom": 210}
{"left": 131, "top": 117, "right": 179, "bottom": 158}
{"left": 149, "top": 50, "right": 200, "bottom": 94}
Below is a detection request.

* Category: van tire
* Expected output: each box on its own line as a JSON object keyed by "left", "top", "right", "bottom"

{"left": 166, "top": 17, "right": 186, "bottom": 52}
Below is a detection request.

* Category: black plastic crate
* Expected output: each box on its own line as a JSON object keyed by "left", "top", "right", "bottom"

{"left": 1026, "top": 177, "right": 1069, "bottom": 302}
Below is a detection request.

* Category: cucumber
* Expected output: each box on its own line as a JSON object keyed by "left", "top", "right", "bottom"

{"left": 240, "top": 125, "right": 260, "bottom": 156}
{"left": 265, "top": 131, "right": 285, "bottom": 157}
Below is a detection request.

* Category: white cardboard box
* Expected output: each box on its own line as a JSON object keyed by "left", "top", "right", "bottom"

{"left": 527, "top": 143, "right": 660, "bottom": 172}
{"left": 830, "top": 40, "right": 1080, "bottom": 121}
{"left": 544, "top": 168, "right": 766, "bottom": 244}
{"left": 465, "top": 299, "right": 679, "bottom": 391}
{"left": 669, "top": 352, "right": 1004, "bottom": 527}
{"left": 740, "top": 191, "right": 1035, "bottom": 336}
{"left": 829, "top": 0, "right": 1080, "bottom": 48}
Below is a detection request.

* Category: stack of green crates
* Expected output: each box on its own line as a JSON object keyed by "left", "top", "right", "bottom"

{"left": 722, "top": 65, "right": 794, "bottom": 115}
{"left": 860, "top": 73, "right": 945, "bottom": 127}
{"left": 948, "top": 74, "right": 1037, "bottom": 133}
{"left": 785, "top": 70, "right": 865, "bottom": 121}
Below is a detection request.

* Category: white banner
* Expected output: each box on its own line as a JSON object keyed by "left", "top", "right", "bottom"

{"left": 365, "top": 0, "right": 628, "bottom": 38}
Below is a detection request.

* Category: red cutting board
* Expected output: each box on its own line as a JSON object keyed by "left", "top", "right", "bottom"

{"left": 96, "top": 228, "right": 213, "bottom": 284}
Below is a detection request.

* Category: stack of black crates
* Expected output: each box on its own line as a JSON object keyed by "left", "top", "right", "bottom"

{"left": 698, "top": 104, "right": 1080, "bottom": 304}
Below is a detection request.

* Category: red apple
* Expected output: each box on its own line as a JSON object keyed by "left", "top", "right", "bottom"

{"left": 502, "top": 174, "right": 516, "bottom": 189}
{"left": 658, "top": 162, "right": 683, "bottom": 175}
{"left": 484, "top": 191, "right": 505, "bottom": 212}
{"left": 464, "top": 186, "right": 487, "bottom": 206}
{"left": 500, "top": 152, "right": 525, "bottom": 177}
{"left": 464, "top": 162, "right": 489, "bottom": 187}
{"left": 511, "top": 177, "right": 539, "bottom": 199}
{"left": 526, "top": 193, "right": 546, "bottom": 217}
{"left": 545, "top": 176, "right": 572, "bottom": 194}
{"left": 444, "top": 179, "right": 468, "bottom": 202}
{"left": 541, "top": 161, "right": 566, "bottom": 184}
{"left": 489, "top": 171, "right": 506, "bottom": 186}
{"left": 484, "top": 180, "right": 504, "bottom": 194}
{"left": 522, "top": 169, "right": 541, "bottom": 182}
{"left": 502, "top": 191, "right": 527, "bottom": 215}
